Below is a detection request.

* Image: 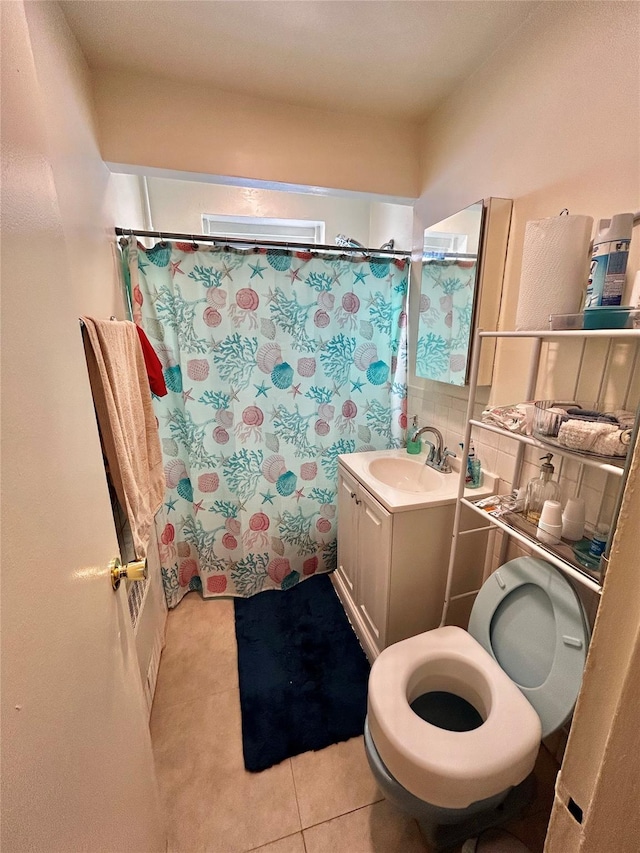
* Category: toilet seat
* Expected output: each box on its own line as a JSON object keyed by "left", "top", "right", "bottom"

{"left": 367, "top": 557, "right": 589, "bottom": 810}
{"left": 367, "top": 626, "right": 542, "bottom": 809}
{"left": 468, "top": 556, "right": 589, "bottom": 738}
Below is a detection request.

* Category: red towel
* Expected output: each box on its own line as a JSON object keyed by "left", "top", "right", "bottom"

{"left": 135, "top": 325, "right": 167, "bottom": 397}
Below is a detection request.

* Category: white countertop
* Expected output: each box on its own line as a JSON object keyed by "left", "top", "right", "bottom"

{"left": 338, "top": 448, "right": 497, "bottom": 513}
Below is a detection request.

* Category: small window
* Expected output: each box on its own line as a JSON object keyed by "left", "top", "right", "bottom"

{"left": 202, "top": 213, "right": 325, "bottom": 245}
{"left": 423, "top": 230, "right": 468, "bottom": 258}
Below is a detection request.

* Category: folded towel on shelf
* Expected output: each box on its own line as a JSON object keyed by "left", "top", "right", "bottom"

{"left": 608, "top": 409, "right": 636, "bottom": 430}
{"left": 565, "top": 407, "right": 617, "bottom": 423}
{"left": 81, "top": 317, "right": 164, "bottom": 558}
{"left": 557, "top": 418, "right": 631, "bottom": 457}
{"left": 482, "top": 403, "right": 535, "bottom": 435}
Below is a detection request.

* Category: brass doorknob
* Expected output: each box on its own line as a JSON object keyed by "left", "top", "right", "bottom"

{"left": 110, "top": 557, "right": 147, "bottom": 590}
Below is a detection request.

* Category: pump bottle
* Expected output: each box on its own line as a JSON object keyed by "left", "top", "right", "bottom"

{"left": 524, "top": 453, "right": 561, "bottom": 524}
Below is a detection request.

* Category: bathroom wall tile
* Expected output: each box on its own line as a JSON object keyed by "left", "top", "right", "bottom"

{"left": 153, "top": 593, "right": 239, "bottom": 710}
{"left": 520, "top": 461, "right": 539, "bottom": 488}
{"left": 449, "top": 395, "right": 469, "bottom": 412}
{"left": 583, "top": 466, "right": 607, "bottom": 492}
{"left": 498, "top": 435, "right": 518, "bottom": 456}
{"left": 581, "top": 485, "right": 603, "bottom": 527}
{"left": 495, "top": 450, "right": 517, "bottom": 483}
{"left": 302, "top": 800, "right": 428, "bottom": 853}
{"left": 477, "top": 445, "right": 498, "bottom": 475}
{"left": 524, "top": 444, "right": 541, "bottom": 465}
{"left": 444, "top": 428, "right": 463, "bottom": 454}
{"left": 506, "top": 540, "right": 531, "bottom": 562}
{"left": 248, "top": 833, "right": 306, "bottom": 853}
{"left": 447, "top": 408, "right": 465, "bottom": 434}
{"left": 478, "top": 427, "right": 500, "bottom": 448}
{"left": 434, "top": 403, "right": 449, "bottom": 425}
{"left": 290, "top": 736, "right": 382, "bottom": 828}
{"left": 560, "top": 458, "right": 581, "bottom": 484}
{"left": 498, "top": 479, "right": 513, "bottom": 496}
{"left": 151, "top": 688, "right": 301, "bottom": 852}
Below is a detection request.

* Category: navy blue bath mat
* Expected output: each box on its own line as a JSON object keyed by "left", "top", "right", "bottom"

{"left": 234, "top": 573, "right": 370, "bottom": 772}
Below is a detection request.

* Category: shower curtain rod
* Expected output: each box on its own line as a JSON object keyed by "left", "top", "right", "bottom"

{"left": 114, "top": 227, "right": 411, "bottom": 258}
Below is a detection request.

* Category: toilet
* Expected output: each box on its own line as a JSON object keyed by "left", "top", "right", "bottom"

{"left": 365, "top": 556, "right": 590, "bottom": 850}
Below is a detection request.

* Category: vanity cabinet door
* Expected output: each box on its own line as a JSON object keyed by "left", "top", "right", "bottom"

{"left": 337, "top": 467, "right": 360, "bottom": 600}
{"left": 356, "top": 487, "right": 391, "bottom": 648}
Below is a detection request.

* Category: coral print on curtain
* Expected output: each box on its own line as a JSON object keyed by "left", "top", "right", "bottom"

{"left": 416, "top": 259, "right": 477, "bottom": 385}
{"left": 127, "top": 239, "right": 408, "bottom": 606}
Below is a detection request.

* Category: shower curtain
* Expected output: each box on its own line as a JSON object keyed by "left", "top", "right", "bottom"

{"left": 126, "top": 238, "right": 407, "bottom": 606}
{"left": 416, "top": 258, "right": 478, "bottom": 384}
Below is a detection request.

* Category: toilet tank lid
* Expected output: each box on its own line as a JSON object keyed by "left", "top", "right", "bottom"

{"left": 468, "top": 557, "right": 590, "bottom": 738}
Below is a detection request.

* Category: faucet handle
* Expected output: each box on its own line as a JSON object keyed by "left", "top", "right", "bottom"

{"left": 441, "top": 448, "right": 457, "bottom": 473}
{"left": 422, "top": 439, "right": 435, "bottom": 461}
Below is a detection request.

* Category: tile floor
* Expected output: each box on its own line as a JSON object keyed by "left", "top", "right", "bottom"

{"left": 150, "top": 592, "right": 558, "bottom": 853}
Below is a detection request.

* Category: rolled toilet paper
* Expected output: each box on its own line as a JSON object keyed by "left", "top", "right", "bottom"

{"left": 515, "top": 214, "right": 594, "bottom": 331}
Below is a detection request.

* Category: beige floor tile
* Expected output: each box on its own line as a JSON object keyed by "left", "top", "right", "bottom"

{"left": 248, "top": 832, "right": 306, "bottom": 853}
{"left": 152, "top": 687, "right": 301, "bottom": 852}
{"left": 303, "top": 800, "right": 429, "bottom": 853}
{"left": 291, "top": 736, "right": 382, "bottom": 828}
{"left": 154, "top": 593, "right": 239, "bottom": 710}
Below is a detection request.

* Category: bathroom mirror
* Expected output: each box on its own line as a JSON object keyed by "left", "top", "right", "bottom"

{"left": 415, "top": 197, "right": 512, "bottom": 386}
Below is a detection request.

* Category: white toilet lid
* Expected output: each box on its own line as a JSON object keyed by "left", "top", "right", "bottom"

{"left": 468, "top": 557, "right": 589, "bottom": 737}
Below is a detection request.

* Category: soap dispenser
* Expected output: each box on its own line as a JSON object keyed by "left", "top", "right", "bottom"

{"left": 524, "top": 453, "right": 561, "bottom": 524}
{"left": 406, "top": 416, "right": 421, "bottom": 454}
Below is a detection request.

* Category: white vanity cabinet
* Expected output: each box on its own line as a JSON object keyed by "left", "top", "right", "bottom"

{"left": 337, "top": 467, "right": 392, "bottom": 651}
{"left": 335, "top": 457, "right": 491, "bottom": 661}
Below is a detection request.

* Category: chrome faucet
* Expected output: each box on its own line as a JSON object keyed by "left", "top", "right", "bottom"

{"left": 409, "top": 424, "right": 456, "bottom": 473}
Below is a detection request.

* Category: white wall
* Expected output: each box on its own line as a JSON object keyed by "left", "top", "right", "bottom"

{"left": 144, "top": 176, "right": 373, "bottom": 246}
{"left": 132, "top": 175, "right": 415, "bottom": 252}
{"left": 369, "top": 202, "right": 414, "bottom": 252}
{"left": 93, "top": 68, "right": 420, "bottom": 198}
{"left": 408, "top": 0, "right": 639, "bottom": 639}
{"left": 23, "top": 2, "right": 143, "bottom": 318}
{"left": 412, "top": 0, "right": 639, "bottom": 398}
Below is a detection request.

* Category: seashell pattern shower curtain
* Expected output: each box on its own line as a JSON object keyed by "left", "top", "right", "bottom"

{"left": 416, "top": 259, "right": 478, "bottom": 385}
{"left": 126, "top": 238, "right": 407, "bottom": 606}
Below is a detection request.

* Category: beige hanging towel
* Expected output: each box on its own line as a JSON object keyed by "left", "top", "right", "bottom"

{"left": 81, "top": 317, "right": 164, "bottom": 558}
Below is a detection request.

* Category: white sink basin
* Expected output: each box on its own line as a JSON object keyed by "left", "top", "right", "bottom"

{"left": 367, "top": 456, "right": 445, "bottom": 493}
{"left": 338, "top": 449, "right": 498, "bottom": 512}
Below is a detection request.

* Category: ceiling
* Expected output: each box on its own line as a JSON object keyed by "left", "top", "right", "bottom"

{"left": 60, "top": 0, "right": 539, "bottom": 121}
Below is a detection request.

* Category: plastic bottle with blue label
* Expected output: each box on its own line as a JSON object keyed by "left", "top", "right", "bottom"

{"left": 585, "top": 213, "right": 634, "bottom": 307}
